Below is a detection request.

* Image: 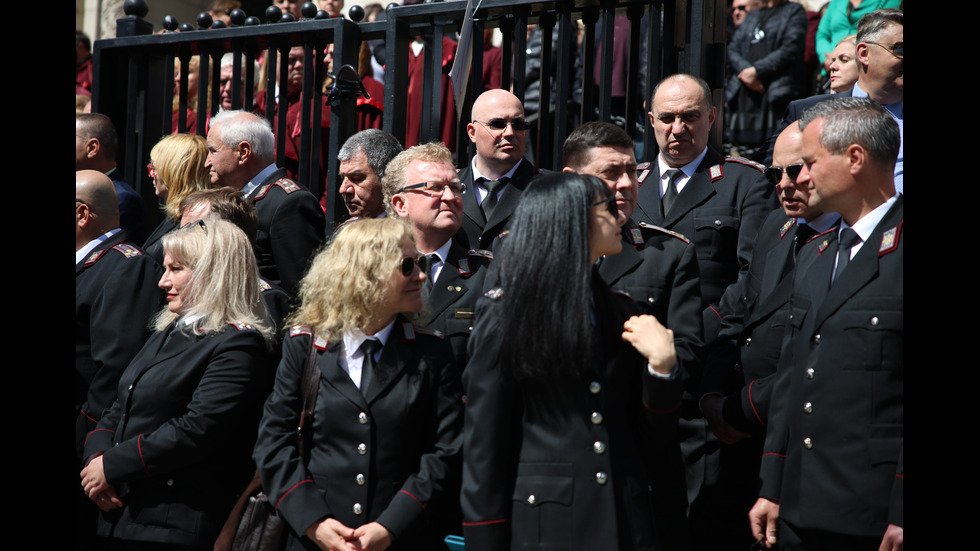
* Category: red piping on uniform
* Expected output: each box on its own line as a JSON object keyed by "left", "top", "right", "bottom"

{"left": 462, "top": 519, "right": 507, "bottom": 526}
{"left": 748, "top": 381, "right": 765, "bottom": 426}
{"left": 762, "top": 452, "right": 785, "bottom": 459}
{"left": 643, "top": 399, "right": 680, "bottom": 414}
{"left": 709, "top": 305, "right": 722, "bottom": 320}
{"left": 81, "top": 408, "right": 98, "bottom": 424}
{"left": 276, "top": 479, "right": 313, "bottom": 510}
{"left": 138, "top": 434, "right": 150, "bottom": 475}
{"left": 83, "top": 428, "right": 114, "bottom": 448}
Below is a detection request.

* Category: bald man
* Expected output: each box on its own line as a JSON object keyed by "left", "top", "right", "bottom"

{"left": 458, "top": 89, "right": 539, "bottom": 251}
{"left": 696, "top": 123, "right": 840, "bottom": 547}
{"left": 76, "top": 170, "right": 164, "bottom": 454}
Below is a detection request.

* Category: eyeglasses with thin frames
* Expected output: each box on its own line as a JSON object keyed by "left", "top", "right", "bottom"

{"left": 399, "top": 180, "right": 467, "bottom": 197}
{"left": 865, "top": 41, "right": 903, "bottom": 59}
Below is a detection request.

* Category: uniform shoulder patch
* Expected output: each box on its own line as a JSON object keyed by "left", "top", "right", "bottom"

{"left": 814, "top": 227, "right": 837, "bottom": 256}
{"left": 484, "top": 287, "right": 504, "bottom": 300}
{"left": 254, "top": 178, "right": 302, "bottom": 200}
{"left": 258, "top": 278, "right": 273, "bottom": 291}
{"left": 637, "top": 222, "right": 690, "bottom": 243}
{"left": 411, "top": 324, "right": 446, "bottom": 339}
{"left": 724, "top": 155, "right": 766, "bottom": 172}
{"left": 227, "top": 322, "right": 257, "bottom": 331}
{"left": 467, "top": 249, "right": 494, "bottom": 260}
{"left": 112, "top": 243, "right": 143, "bottom": 258}
{"left": 288, "top": 325, "right": 313, "bottom": 337}
{"left": 779, "top": 218, "right": 797, "bottom": 239}
{"left": 878, "top": 220, "right": 902, "bottom": 256}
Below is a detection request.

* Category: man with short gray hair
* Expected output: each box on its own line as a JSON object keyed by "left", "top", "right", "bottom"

{"left": 337, "top": 129, "right": 403, "bottom": 221}
{"left": 206, "top": 109, "right": 325, "bottom": 295}
{"left": 750, "top": 97, "right": 903, "bottom": 551}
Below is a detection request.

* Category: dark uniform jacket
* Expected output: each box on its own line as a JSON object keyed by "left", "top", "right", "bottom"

{"left": 76, "top": 231, "right": 164, "bottom": 454}
{"left": 702, "top": 209, "right": 838, "bottom": 434}
{"left": 142, "top": 217, "right": 180, "bottom": 266}
{"left": 248, "top": 168, "right": 326, "bottom": 296}
{"left": 83, "top": 323, "right": 273, "bottom": 546}
{"left": 461, "top": 286, "right": 685, "bottom": 551}
{"left": 634, "top": 149, "right": 777, "bottom": 340}
{"left": 458, "top": 159, "right": 537, "bottom": 251}
{"left": 422, "top": 239, "right": 492, "bottom": 371}
{"left": 254, "top": 319, "right": 464, "bottom": 550}
{"left": 599, "top": 219, "right": 705, "bottom": 407}
{"left": 760, "top": 196, "right": 903, "bottom": 537}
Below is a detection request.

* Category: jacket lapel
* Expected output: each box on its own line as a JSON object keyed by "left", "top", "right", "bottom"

{"left": 427, "top": 240, "right": 470, "bottom": 320}
{"left": 598, "top": 232, "right": 643, "bottom": 286}
{"left": 460, "top": 166, "right": 487, "bottom": 227}
{"left": 363, "top": 318, "right": 416, "bottom": 404}
{"left": 318, "top": 339, "right": 370, "bottom": 410}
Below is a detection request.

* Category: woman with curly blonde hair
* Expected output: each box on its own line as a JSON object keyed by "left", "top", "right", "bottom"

{"left": 143, "top": 133, "right": 211, "bottom": 263}
{"left": 255, "top": 217, "right": 463, "bottom": 551}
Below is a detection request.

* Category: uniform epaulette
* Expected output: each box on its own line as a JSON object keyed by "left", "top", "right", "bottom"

{"left": 636, "top": 222, "right": 690, "bottom": 244}
{"left": 289, "top": 325, "right": 313, "bottom": 337}
{"left": 779, "top": 218, "right": 798, "bottom": 240}
{"left": 724, "top": 155, "right": 766, "bottom": 172}
{"left": 255, "top": 178, "right": 302, "bottom": 200}
{"left": 227, "top": 322, "right": 256, "bottom": 331}
{"left": 636, "top": 162, "right": 653, "bottom": 185}
{"left": 612, "top": 289, "right": 635, "bottom": 300}
{"left": 83, "top": 248, "right": 110, "bottom": 267}
{"left": 468, "top": 249, "right": 493, "bottom": 260}
{"left": 878, "top": 220, "right": 902, "bottom": 256}
{"left": 112, "top": 243, "right": 143, "bottom": 258}
{"left": 484, "top": 287, "right": 504, "bottom": 300}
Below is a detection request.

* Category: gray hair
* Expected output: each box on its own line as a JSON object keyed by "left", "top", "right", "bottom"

{"left": 798, "top": 97, "right": 900, "bottom": 168}
{"left": 210, "top": 109, "right": 275, "bottom": 165}
{"left": 856, "top": 8, "right": 902, "bottom": 45}
{"left": 220, "top": 52, "right": 260, "bottom": 75}
{"left": 338, "top": 129, "right": 403, "bottom": 180}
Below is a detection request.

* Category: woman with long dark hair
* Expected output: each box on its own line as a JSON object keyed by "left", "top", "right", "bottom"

{"left": 461, "top": 172, "right": 684, "bottom": 550}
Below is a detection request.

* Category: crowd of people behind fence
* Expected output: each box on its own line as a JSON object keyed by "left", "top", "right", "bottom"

{"left": 76, "top": 2, "right": 902, "bottom": 551}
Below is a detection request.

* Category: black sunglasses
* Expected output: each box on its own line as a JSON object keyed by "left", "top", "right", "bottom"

{"left": 590, "top": 195, "right": 618, "bottom": 216}
{"left": 399, "top": 256, "right": 425, "bottom": 277}
{"left": 764, "top": 164, "right": 803, "bottom": 186}
{"left": 476, "top": 118, "right": 530, "bottom": 132}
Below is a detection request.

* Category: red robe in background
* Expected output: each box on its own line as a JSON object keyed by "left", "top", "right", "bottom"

{"left": 405, "top": 37, "right": 457, "bottom": 152}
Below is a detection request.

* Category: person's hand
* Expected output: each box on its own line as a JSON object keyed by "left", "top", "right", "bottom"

{"left": 738, "top": 66, "right": 765, "bottom": 93}
{"left": 350, "top": 522, "right": 392, "bottom": 551}
{"left": 80, "top": 454, "right": 124, "bottom": 511}
{"left": 702, "top": 395, "right": 751, "bottom": 444}
{"left": 879, "top": 524, "right": 903, "bottom": 551}
{"left": 621, "top": 315, "right": 676, "bottom": 375}
{"left": 748, "top": 497, "right": 779, "bottom": 548}
{"left": 305, "top": 518, "right": 358, "bottom": 551}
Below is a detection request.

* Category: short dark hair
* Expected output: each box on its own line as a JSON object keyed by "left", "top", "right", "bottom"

{"left": 76, "top": 113, "right": 118, "bottom": 160}
{"left": 799, "top": 97, "right": 900, "bottom": 169}
{"left": 76, "top": 30, "right": 91, "bottom": 52}
{"left": 562, "top": 121, "right": 635, "bottom": 170}
{"left": 180, "top": 187, "right": 259, "bottom": 247}
{"left": 857, "top": 8, "right": 903, "bottom": 45}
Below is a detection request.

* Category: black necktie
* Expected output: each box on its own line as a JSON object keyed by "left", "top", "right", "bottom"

{"left": 421, "top": 253, "right": 439, "bottom": 292}
{"left": 359, "top": 339, "right": 382, "bottom": 395}
{"left": 480, "top": 177, "right": 508, "bottom": 220}
{"left": 662, "top": 169, "right": 683, "bottom": 216}
{"left": 832, "top": 228, "right": 861, "bottom": 286}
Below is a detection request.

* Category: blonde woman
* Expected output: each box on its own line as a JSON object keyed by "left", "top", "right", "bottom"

{"left": 254, "top": 217, "right": 463, "bottom": 551}
{"left": 80, "top": 219, "right": 274, "bottom": 550}
{"left": 143, "top": 133, "right": 211, "bottom": 264}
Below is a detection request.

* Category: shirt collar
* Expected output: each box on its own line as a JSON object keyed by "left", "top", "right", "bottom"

{"left": 76, "top": 228, "right": 122, "bottom": 264}
{"left": 658, "top": 146, "right": 708, "bottom": 179}
{"left": 242, "top": 163, "right": 280, "bottom": 197}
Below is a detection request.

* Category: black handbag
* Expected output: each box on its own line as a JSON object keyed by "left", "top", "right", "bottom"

{"left": 216, "top": 332, "right": 324, "bottom": 551}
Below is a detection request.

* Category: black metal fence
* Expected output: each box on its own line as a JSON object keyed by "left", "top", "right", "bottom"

{"left": 91, "top": 0, "right": 726, "bottom": 228}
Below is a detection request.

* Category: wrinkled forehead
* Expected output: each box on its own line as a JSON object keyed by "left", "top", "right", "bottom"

{"left": 405, "top": 159, "right": 458, "bottom": 183}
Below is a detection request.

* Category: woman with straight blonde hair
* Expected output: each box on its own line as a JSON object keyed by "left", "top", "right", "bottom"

{"left": 143, "top": 133, "right": 211, "bottom": 264}
{"left": 254, "top": 217, "right": 463, "bottom": 551}
{"left": 80, "top": 219, "right": 275, "bottom": 550}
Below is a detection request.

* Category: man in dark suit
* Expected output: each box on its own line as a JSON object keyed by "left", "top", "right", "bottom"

{"left": 640, "top": 73, "right": 776, "bottom": 549}
{"left": 763, "top": 9, "right": 903, "bottom": 196}
{"left": 206, "top": 109, "right": 325, "bottom": 296}
{"left": 750, "top": 97, "right": 903, "bottom": 550}
{"left": 458, "top": 89, "right": 538, "bottom": 251}
{"left": 383, "top": 142, "right": 491, "bottom": 372}
{"left": 76, "top": 170, "right": 164, "bottom": 550}
{"left": 698, "top": 122, "right": 839, "bottom": 547}
{"left": 76, "top": 113, "right": 149, "bottom": 243}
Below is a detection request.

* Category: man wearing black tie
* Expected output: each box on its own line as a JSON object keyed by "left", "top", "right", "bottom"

{"left": 698, "top": 121, "right": 839, "bottom": 547}
{"left": 458, "top": 89, "right": 538, "bottom": 251}
{"left": 750, "top": 97, "right": 903, "bottom": 551}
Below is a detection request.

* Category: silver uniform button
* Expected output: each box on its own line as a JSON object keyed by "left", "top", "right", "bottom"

{"left": 714, "top": 219, "right": 722, "bottom": 227}
{"left": 593, "top": 441, "right": 606, "bottom": 454}
{"left": 358, "top": 412, "right": 368, "bottom": 424}
{"left": 813, "top": 334, "right": 821, "bottom": 345}
{"left": 357, "top": 443, "right": 367, "bottom": 455}
{"left": 803, "top": 437, "right": 813, "bottom": 449}
{"left": 805, "top": 368, "right": 814, "bottom": 379}
{"left": 356, "top": 473, "right": 365, "bottom": 486}
{"left": 803, "top": 402, "right": 812, "bottom": 414}
{"left": 744, "top": 337, "right": 752, "bottom": 347}
{"left": 353, "top": 503, "right": 363, "bottom": 515}
{"left": 591, "top": 412, "right": 603, "bottom": 425}
{"left": 646, "top": 297, "right": 655, "bottom": 304}
{"left": 166, "top": 479, "right": 174, "bottom": 486}
{"left": 595, "top": 472, "right": 608, "bottom": 485}
{"left": 589, "top": 381, "right": 601, "bottom": 394}
{"left": 870, "top": 316, "right": 879, "bottom": 326}
{"left": 527, "top": 494, "right": 536, "bottom": 505}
